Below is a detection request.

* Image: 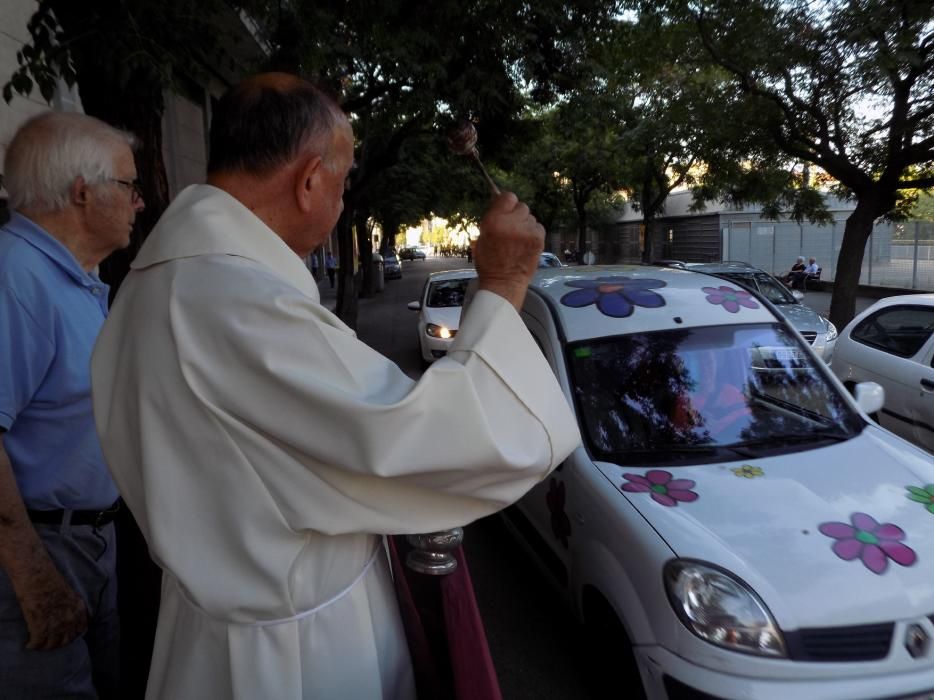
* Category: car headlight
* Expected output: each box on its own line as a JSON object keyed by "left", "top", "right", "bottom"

{"left": 426, "top": 323, "right": 455, "bottom": 339}
{"left": 824, "top": 319, "right": 838, "bottom": 342}
{"left": 664, "top": 560, "right": 786, "bottom": 657}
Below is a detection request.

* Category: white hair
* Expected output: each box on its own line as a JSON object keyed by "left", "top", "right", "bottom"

{"left": 4, "top": 112, "right": 137, "bottom": 214}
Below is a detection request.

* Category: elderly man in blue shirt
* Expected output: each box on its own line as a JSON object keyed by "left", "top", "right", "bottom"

{"left": 0, "top": 112, "right": 144, "bottom": 698}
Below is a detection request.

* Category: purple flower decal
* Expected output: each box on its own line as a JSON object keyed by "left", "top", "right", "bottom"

{"left": 620, "top": 469, "right": 698, "bottom": 507}
{"left": 703, "top": 285, "right": 760, "bottom": 313}
{"left": 561, "top": 276, "right": 666, "bottom": 318}
{"left": 546, "top": 478, "right": 572, "bottom": 548}
{"left": 818, "top": 512, "right": 917, "bottom": 575}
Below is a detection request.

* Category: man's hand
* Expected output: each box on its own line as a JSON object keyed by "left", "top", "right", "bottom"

{"left": 0, "top": 437, "right": 88, "bottom": 650}
{"left": 18, "top": 564, "right": 89, "bottom": 650}
{"left": 474, "top": 192, "right": 545, "bottom": 310}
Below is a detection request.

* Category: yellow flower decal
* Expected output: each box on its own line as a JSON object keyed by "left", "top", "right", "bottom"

{"left": 732, "top": 465, "right": 764, "bottom": 478}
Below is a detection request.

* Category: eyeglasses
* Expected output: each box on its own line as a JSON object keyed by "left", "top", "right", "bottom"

{"left": 109, "top": 178, "right": 143, "bottom": 204}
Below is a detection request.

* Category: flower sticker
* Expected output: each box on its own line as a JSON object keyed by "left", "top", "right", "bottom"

{"left": 732, "top": 465, "right": 764, "bottom": 478}
{"left": 703, "top": 285, "right": 759, "bottom": 313}
{"left": 546, "top": 478, "right": 572, "bottom": 548}
{"left": 561, "top": 276, "right": 666, "bottom": 318}
{"left": 818, "top": 512, "right": 917, "bottom": 575}
{"left": 906, "top": 484, "right": 934, "bottom": 514}
{"left": 621, "top": 470, "right": 698, "bottom": 507}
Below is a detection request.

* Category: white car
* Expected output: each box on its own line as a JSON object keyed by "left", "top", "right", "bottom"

{"left": 832, "top": 294, "right": 934, "bottom": 453}
{"left": 408, "top": 269, "right": 476, "bottom": 364}
{"left": 539, "top": 252, "right": 565, "bottom": 268}
{"left": 505, "top": 265, "right": 934, "bottom": 700}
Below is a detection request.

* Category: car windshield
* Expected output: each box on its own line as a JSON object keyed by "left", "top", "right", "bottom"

{"left": 427, "top": 279, "right": 470, "bottom": 307}
{"left": 721, "top": 272, "right": 796, "bottom": 305}
{"left": 385, "top": 255, "right": 399, "bottom": 263}
{"left": 568, "top": 323, "right": 862, "bottom": 465}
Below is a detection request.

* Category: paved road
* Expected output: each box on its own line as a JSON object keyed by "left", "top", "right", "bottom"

{"left": 327, "top": 257, "right": 598, "bottom": 699}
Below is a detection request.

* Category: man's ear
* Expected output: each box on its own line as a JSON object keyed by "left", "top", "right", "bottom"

{"left": 70, "top": 176, "right": 90, "bottom": 206}
{"left": 295, "top": 154, "right": 323, "bottom": 214}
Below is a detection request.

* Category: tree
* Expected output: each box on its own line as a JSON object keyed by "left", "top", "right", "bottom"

{"left": 654, "top": 0, "right": 934, "bottom": 328}
{"left": 265, "top": 0, "right": 623, "bottom": 324}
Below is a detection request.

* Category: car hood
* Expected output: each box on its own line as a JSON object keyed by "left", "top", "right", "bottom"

{"left": 422, "top": 306, "right": 463, "bottom": 330}
{"left": 597, "top": 428, "right": 934, "bottom": 629}
{"left": 773, "top": 302, "right": 827, "bottom": 334}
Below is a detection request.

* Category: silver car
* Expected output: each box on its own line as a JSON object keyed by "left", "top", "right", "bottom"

{"left": 684, "top": 261, "right": 838, "bottom": 361}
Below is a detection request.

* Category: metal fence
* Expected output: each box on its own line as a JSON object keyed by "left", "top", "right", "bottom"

{"left": 722, "top": 219, "right": 934, "bottom": 291}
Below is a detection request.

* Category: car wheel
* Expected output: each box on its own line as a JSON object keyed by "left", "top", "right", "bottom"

{"left": 582, "top": 588, "right": 647, "bottom": 700}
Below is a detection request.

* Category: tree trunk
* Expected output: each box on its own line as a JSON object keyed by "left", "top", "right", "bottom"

{"left": 828, "top": 198, "right": 880, "bottom": 330}
{"left": 335, "top": 208, "right": 358, "bottom": 329}
{"left": 357, "top": 209, "right": 376, "bottom": 297}
{"left": 576, "top": 202, "right": 588, "bottom": 258}
{"left": 641, "top": 217, "right": 655, "bottom": 263}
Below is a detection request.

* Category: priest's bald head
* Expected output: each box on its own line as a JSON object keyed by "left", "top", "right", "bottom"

{"left": 207, "top": 73, "right": 355, "bottom": 256}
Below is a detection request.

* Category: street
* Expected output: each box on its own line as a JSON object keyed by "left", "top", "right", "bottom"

{"left": 345, "top": 257, "right": 601, "bottom": 699}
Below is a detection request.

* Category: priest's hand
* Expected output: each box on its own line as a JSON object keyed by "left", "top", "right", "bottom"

{"left": 17, "top": 559, "right": 89, "bottom": 650}
{"left": 474, "top": 192, "right": 545, "bottom": 310}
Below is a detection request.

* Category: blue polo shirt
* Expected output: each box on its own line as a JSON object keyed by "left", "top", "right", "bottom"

{"left": 0, "top": 212, "right": 118, "bottom": 510}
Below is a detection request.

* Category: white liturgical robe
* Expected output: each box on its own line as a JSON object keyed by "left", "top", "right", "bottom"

{"left": 91, "top": 184, "right": 581, "bottom": 699}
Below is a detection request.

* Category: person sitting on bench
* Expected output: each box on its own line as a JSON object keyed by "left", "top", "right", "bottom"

{"left": 782, "top": 257, "right": 805, "bottom": 284}
{"left": 791, "top": 257, "right": 820, "bottom": 290}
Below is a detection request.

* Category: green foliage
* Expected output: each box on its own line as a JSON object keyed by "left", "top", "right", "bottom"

{"left": 3, "top": 1, "right": 264, "bottom": 108}
{"left": 912, "top": 192, "right": 934, "bottom": 222}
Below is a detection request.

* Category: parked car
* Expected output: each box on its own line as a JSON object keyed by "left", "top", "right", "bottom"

{"left": 505, "top": 264, "right": 934, "bottom": 700}
{"left": 539, "top": 252, "right": 565, "bottom": 268}
{"left": 684, "top": 261, "right": 838, "bottom": 362}
{"left": 832, "top": 294, "right": 934, "bottom": 453}
{"left": 383, "top": 252, "right": 402, "bottom": 280}
{"left": 407, "top": 269, "right": 476, "bottom": 363}
{"left": 400, "top": 247, "right": 427, "bottom": 261}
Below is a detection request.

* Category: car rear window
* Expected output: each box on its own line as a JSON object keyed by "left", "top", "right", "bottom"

{"left": 567, "top": 323, "right": 861, "bottom": 464}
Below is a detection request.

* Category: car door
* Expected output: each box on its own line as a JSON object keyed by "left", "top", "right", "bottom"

{"left": 845, "top": 305, "right": 934, "bottom": 448}
{"left": 514, "top": 302, "right": 578, "bottom": 586}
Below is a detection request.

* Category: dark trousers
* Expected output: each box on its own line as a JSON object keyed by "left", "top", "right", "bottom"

{"left": 0, "top": 521, "right": 119, "bottom": 699}
{"left": 327, "top": 268, "right": 336, "bottom": 288}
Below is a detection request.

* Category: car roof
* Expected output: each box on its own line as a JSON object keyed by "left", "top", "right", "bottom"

{"left": 528, "top": 265, "right": 780, "bottom": 342}
{"left": 848, "top": 293, "right": 934, "bottom": 322}
{"left": 683, "top": 261, "right": 765, "bottom": 274}
{"left": 426, "top": 268, "right": 477, "bottom": 283}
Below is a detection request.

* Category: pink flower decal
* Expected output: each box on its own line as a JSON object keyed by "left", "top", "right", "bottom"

{"left": 703, "top": 285, "right": 760, "bottom": 313}
{"left": 818, "top": 512, "right": 917, "bottom": 575}
{"left": 621, "top": 469, "right": 698, "bottom": 507}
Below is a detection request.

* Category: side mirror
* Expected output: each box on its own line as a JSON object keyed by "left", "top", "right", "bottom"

{"left": 791, "top": 290, "right": 804, "bottom": 301}
{"left": 407, "top": 301, "right": 421, "bottom": 311}
{"left": 854, "top": 381, "right": 885, "bottom": 416}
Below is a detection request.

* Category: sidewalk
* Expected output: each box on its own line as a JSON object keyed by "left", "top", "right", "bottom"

{"left": 797, "top": 289, "right": 878, "bottom": 320}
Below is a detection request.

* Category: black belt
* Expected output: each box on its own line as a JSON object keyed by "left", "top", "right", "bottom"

{"left": 26, "top": 501, "right": 120, "bottom": 528}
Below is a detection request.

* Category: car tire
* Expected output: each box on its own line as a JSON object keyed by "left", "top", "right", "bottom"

{"left": 582, "top": 588, "right": 647, "bottom": 700}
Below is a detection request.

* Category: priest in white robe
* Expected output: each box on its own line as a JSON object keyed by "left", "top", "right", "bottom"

{"left": 91, "top": 73, "right": 580, "bottom": 699}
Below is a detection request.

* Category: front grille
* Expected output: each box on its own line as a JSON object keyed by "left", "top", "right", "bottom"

{"left": 784, "top": 622, "right": 894, "bottom": 662}
{"left": 801, "top": 331, "right": 818, "bottom": 344}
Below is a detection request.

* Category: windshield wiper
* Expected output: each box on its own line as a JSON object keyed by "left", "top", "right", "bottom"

{"left": 604, "top": 444, "right": 749, "bottom": 462}
{"left": 730, "top": 431, "right": 850, "bottom": 450}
